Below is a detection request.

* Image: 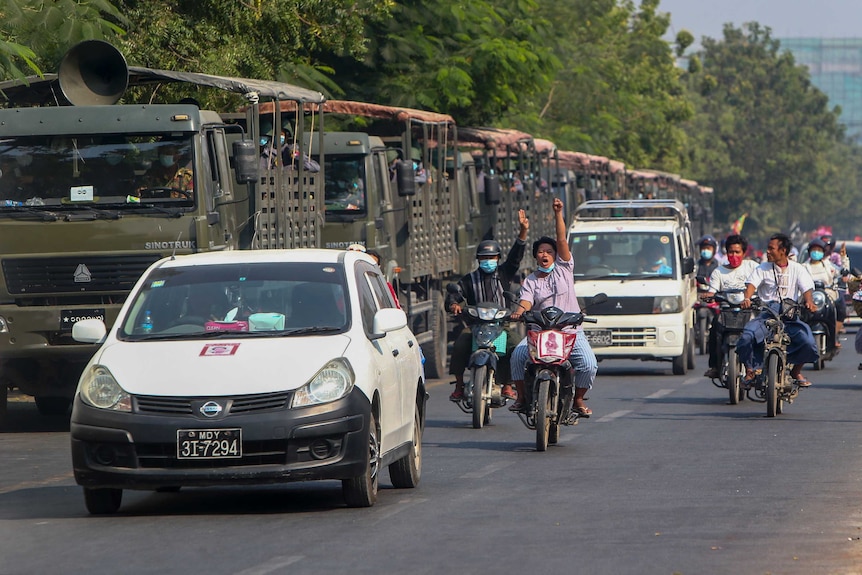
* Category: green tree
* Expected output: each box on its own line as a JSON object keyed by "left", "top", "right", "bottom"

{"left": 680, "top": 22, "right": 861, "bottom": 239}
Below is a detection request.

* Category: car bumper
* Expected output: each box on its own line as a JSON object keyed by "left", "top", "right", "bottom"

{"left": 586, "top": 313, "right": 687, "bottom": 360}
{"left": 70, "top": 387, "right": 371, "bottom": 490}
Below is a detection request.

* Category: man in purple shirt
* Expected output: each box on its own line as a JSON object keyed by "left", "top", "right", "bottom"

{"left": 509, "top": 197, "right": 598, "bottom": 414}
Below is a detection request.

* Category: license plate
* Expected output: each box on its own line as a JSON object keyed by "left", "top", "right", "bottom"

{"left": 585, "top": 329, "right": 613, "bottom": 346}
{"left": 61, "top": 308, "right": 106, "bottom": 331}
{"left": 177, "top": 428, "right": 242, "bottom": 459}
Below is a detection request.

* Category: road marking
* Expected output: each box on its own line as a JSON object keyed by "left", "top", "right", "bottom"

{"left": 460, "top": 461, "right": 514, "bottom": 479}
{"left": 595, "top": 410, "right": 632, "bottom": 423}
{"left": 0, "top": 472, "right": 74, "bottom": 495}
{"left": 682, "top": 376, "right": 700, "bottom": 386}
{"left": 646, "top": 389, "right": 674, "bottom": 399}
{"left": 370, "top": 497, "right": 428, "bottom": 525}
{"left": 233, "top": 556, "right": 304, "bottom": 575}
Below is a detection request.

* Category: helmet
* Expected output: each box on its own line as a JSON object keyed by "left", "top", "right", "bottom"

{"left": 698, "top": 235, "right": 717, "bottom": 249}
{"left": 808, "top": 238, "right": 826, "bottom": 251}
{"left": 476, "top": 240, "right": 502, "bottom": 259}
{"left": 820, "top": 235, "right": 836, "bottom": 249}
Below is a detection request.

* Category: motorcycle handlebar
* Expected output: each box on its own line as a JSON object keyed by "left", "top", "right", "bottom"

{"left": 582, "top": 317, "right": 598, "bottom": 324}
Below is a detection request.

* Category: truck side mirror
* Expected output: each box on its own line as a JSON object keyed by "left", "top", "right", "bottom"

{"left": 484, "top": 174, "right": 501, "bottom": 205}
{"left": 682, "top": 257, "right": 695, "bottom": 275}
{"left": 395, "top": 160, "right": 416, "bottom": 196}
{"left": 232, "top": 140, "right": 260, "bottom": 184}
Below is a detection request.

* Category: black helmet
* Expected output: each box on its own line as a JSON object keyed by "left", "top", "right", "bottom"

{"left": 820, "top": 235, "right": 836, "bottom": 249}
{"left": 809, "top": 238, "right": 827, "bottom": 251}
{"left": 476, "top": 240, "right": 502, "bottom": 259}
{"left": 698, "top": 235, "right": 717, "bottom": 249}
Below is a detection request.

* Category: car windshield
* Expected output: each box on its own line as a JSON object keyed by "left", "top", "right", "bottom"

{"left": 0, "top": 133, "right": 195, "bottom": 210}
{"left": 570, "top": 232, "right": 678, "bottom": 279}
{"left": 118, "top": 262, "right": 349, "bottom": 340}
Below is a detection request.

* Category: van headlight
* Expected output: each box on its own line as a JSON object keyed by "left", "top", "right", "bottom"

{"left": 653, "top": 296, "right": 681, "bottom": 314}
{"left": 79, "top": 365, "right": 131, "bottom": 412}
{"left": 291, "top": 359, "right": 355, "bottom": 408}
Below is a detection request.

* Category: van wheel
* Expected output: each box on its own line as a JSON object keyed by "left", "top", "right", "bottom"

{"left": 84, "top": 488, "right": 122, "bottom": 515}
{"left": 672, "top": 333, "right": 689, "bottom": 375}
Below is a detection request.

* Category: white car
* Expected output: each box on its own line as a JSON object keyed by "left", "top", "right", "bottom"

{"left": 70, "top": 249, "right": 426, "bottom": 514}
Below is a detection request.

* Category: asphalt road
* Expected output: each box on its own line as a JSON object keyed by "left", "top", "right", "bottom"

{"left": 2, "top": 329, "right": 862, "bottom": 575}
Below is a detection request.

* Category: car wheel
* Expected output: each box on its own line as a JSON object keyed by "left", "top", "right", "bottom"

{"left": 84, "top": 487, "right": 123, "bottom": 515}
{"left": 343, "top": 411, "right": 380, "bottom": 507}
{"left": 389, "top": 401, "right": 423, "bottom": 489}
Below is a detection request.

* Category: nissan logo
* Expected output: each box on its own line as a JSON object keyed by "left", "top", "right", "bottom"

{"left": 200, "top": 401, "right": 224, "bottom": 418}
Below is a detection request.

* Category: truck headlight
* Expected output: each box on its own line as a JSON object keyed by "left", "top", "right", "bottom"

{"left": 79, "top": 365, "right": 131, "bottom": 412}
{"left": 653, "top": 296, "right": 681, "bottom": 314}
{"left": 291, "top": 359, "right": 355, "bottom": 408}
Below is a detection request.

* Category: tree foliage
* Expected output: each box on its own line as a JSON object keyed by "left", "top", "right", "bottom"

{"left": 680, "top": 23, "right": 862, "bottom": 239}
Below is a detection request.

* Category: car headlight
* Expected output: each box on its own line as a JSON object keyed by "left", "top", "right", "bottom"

{"left": 653, "top": 296, "right": 681, "bottom": 314}
{"left": 291, "top": 359, "right": 355, "bottom": 408}
{"left": 79, "top": 365, "right": 131, "bottom": 412}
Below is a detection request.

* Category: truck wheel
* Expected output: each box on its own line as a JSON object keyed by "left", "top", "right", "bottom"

{"left": 423, "top": 293, "right": 448, "bottom": 379}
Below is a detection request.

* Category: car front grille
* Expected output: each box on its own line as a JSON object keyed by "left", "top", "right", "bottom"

{"left": 135, "top": 391, "right": 292, "bottom": 416}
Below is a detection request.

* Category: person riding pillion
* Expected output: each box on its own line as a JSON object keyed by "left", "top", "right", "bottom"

{"left": 738, "top": 233, "right": 819, "bottom": 388}
{"left": 696, "top": 235, "right": 720, "bottom": 290}
{"left": 447, "top": 210, "right": 530, "bottom": 402}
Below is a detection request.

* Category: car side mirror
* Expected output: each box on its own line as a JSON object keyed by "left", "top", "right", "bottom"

{"left": 484, "top": 174, "right": 501, "bottom": 205}
{"left": 682, "top": 257, "right": 695, "bottom": 275}
{"left": 232, "top": 140, "right": 260, "bottom": 184}
{"left": 72, "top": 318, "right": 108, "bottom": 344}
{"left": 372, "top": 308, "right": 407, "bottom": 337}
{"left": 395, "top": 161, "right": 416, "bottom": 196}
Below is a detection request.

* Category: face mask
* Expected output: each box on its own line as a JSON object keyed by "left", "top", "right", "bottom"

{"left": 654, "top": 260, "right": 664, "bottom": 267}
{"left": 105, "top": 154, "right": 123, "bottom": 166}
{"left": 701, "top": 249, "right": 714, "bottom": 260}
{"left": 279, "top": 135, "right": 286, "bottom": 145}
{"left": 810, "top": 250, "right": 824, "bottom": 262}
{"left": 478, "top": 260, "right": 498, "bottom": 273}
{"left": 588, "top": 255, "right": 602, "bottom": 265}
{"left": 159, "top": 154, "right": 175, "bottom": 167}
{"left": 727, "top": 254, "right": 743, "bottom": 268}
{"left": 537, "top": 263, "right": 555, "bottom": 274}
{"left": 259, "top": 137, "right": 270, "bottom": 147}
{"left": 413, "top": 162, "right": 419, "bottom": 171}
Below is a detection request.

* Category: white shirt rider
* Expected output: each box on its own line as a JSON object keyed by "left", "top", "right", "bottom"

{"left": 708, "top": 259, "right": 759, "bottom": 293}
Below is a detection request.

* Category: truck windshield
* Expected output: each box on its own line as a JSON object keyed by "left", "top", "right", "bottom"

{"left": 324, "top": 155, "right": 367, "bottom": 215}
{"left": 570, "top": 232, "right": 678, "bottom": 279}
{"left": 0, "top": 134, "right": 195, "bottom": 209}
{"left": 118, "top": 261, "right": 350, "bottom": 340}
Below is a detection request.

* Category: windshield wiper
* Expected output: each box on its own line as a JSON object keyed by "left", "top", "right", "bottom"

{"left": 54, "top": 205, "right": 122, "bottom": 221}
{"left": 0, "top": 206, "right": 59, "bottom": 221}
{"left": 281, "top": 326, "right": 343, "bottom": 335}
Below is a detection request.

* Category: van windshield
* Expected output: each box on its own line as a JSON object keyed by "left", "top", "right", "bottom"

{"left": 570, "top": 232, "right": 677, "bottom": 279}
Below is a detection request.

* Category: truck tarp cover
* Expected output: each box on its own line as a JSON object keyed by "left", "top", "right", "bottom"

{"left": 0, "top": 67, "right": 326, "bottom": 106}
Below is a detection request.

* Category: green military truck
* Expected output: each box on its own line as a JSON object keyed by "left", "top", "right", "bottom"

{"left": 0, "top": 41, "right": 325, "bottom": 422}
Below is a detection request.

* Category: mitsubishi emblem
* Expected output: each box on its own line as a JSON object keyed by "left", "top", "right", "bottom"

{"left": 615, "top": 302, "right": 623, "bottom": 309}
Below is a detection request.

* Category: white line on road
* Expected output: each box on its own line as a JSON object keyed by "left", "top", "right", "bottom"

{"left": 645, "top": 389, "right": 675, "bottom": 399}
{"left": 682, "top": 376, "right": 700, "bottom": 386}
{"left": 460, "top": 461, "right": 515, "bottom": 479}
{"left": 595, "top": 410, "right": 632, "bottom": 423}
{"left": 370, "top": 497, "right": 428, "bottom": 525}
{"left": 233, "top": 556, "right": 304, "bottom": 575}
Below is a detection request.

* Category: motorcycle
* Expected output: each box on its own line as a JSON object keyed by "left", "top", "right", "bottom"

{"left": 517, "top": 293, "right": 607, "bottom": 451}
{"left": 694, "top": 277, "right": 720, "bottom": 355}
{"left": 746, "top": 297, "right": 806, "bottom": 417}
{"left": 708, "top": 289, "right": 752, "bottom": 404}
{"left": 802, "top": 280, "right": 839, "bottom": 370}
{"left": 446, "top": 284, "right": 513, "bottom": 429}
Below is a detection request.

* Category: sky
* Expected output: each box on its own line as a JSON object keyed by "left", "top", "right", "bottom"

{"left": 658, "top": 0, "right": 862, "bottom": 42}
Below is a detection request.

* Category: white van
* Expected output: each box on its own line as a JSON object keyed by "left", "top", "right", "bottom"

{"left": 567, "top": 200, "right": 697, "bottom": 374}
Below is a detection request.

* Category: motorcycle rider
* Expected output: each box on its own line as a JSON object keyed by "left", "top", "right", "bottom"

{"left": 702, "top": 234, "right": 758, "bottom": 379}
{"left": 739, "top": 233, "right": 819, "bottom": 387}
{"left": 696, "top": 235, "right": 721, "bottom": 289}
{"left": 509, "top": 198, "right": 598, "bottom": 414}
{"left": 819, "top": 235, "right": 850, "bottom": 335}
{"left": 803, "top": 238, "right": 842, "bottom": 348}
{"left": 446, "top": 210, "right": 530, "bottom": 402}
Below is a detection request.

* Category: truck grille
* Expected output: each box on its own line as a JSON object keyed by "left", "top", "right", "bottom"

{"left": 3, "top": 255, "right": 161, "bottom": 295}
{"left": 606, "top": 327, "right": 657, "bottom": 346}
{"left": 582, "top": 296, "right": 656, "bottom": 315}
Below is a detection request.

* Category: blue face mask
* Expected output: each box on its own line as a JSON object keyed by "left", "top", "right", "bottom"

{"left": 810, "top": 250, "right": 825, "bottom": 262}
{"left": 159, "top": 154, "right": 175, "bottom": 168}
{"left": 478, "top": 259, "right": 498, "bottom": 273}
{"left": 701, "top": 249, "right": 714, "bottom": 260}
{"left": 537, "top": 263, "right": 555, "bottom": 274}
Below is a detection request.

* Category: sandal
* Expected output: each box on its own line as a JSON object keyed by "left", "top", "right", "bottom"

{"left": 703, "top": 368, "right": 719, "bottom": 379}
{"left": 449, "top": 389, "right": 464, "bottom": 401}
{"left": 508, "top": 400, "right": 526, "bottom": 412}
{"left": 575, "top": 406, "right": 592, "bottom": 417}
{"left": 794, "top": 377, "right": 812, "bottom": 388}
{"left": 500, "top": 385, "right": 517, "bottom": 400}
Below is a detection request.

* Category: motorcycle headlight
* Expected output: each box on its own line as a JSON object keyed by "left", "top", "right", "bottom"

{"left": 812, "top": 291, "right": 826, "bottom": 310}
{"left": 291, "top": 359, "right": 355, "bottom": 408}
{"left": 79, "top": 365, "right": 131, "bottom": 412}
{"left": 476, "top": 307, "right": 502, "bottom": 321}
{"left": 653, "top": 296, "right": 681, "bottom": 314}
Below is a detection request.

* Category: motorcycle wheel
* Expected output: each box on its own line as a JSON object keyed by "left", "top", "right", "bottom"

{"left": 766, "top": 353, "right": 781, "bottom": 418}
{"left": 535, "top": 380, "right": 552, "bottom": 452}
{"left": 812, "top": 333, "right": 825, "bottom": 371}
{"left": 727, "top": 348, "right": 741, "bottom": 405}
{"left": 471, "top": 365, "right": 488, "bottom": 429}
{"left": 698, "top": 315, "right": 709, "bottom": 355}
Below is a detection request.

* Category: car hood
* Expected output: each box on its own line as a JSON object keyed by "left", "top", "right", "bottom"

{"left": 91, "top": 335, "right": 352, "bottom": 396}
